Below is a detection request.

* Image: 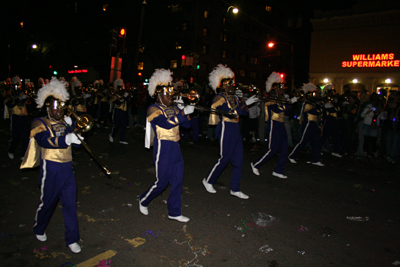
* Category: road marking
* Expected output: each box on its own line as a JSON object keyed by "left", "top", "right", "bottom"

{"left": 77, "top": 250, "right": 117, "bottom": 267}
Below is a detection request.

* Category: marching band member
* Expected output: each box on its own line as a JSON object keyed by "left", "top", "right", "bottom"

{"left": 202, "top": 64, "right": 257, "bottom": 199}
{"left": 320, "top": 84, "right": 342, "bottom": 157}
{"left": 139, "top": 69, "right": 194, "bottom": 222}
{"left": 20, "top": 78, "right": 83, "bottom": 253}
{"left": 288, "top": 83, "right": 324, "bottom": 166}
{"left": 4, "top": 76, "right": 30, "bottom": 160}
{"left": 250, "top": 72, "right": 294, "bottom": 179}
{"left": 109, "top": 79, "right": 129, "bottom": 144}
{"left": 97, "top": 80, "right": 111, "bottom": 129}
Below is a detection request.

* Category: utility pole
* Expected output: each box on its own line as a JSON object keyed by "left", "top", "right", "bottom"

{"left": 132, "top": 0, "right": 147, "bottom": 83}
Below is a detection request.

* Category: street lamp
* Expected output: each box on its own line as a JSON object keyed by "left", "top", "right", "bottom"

{"left": 267, "top": 41, "right": 294, "bottom": 91}
{"left": 221, "top": 6, "right": 239, "bottom": 62}
{"left": 32, "top": 44, "right": 37, "bottom": 49}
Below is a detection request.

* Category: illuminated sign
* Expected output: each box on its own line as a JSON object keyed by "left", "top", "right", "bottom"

{"left": 68, "top": 69, "right": 88, "bottom": 74}
{"left": 342, "top": 53, "right": 400, "bottom": 68}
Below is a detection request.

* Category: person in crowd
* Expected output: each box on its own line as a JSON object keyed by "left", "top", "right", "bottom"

{"left": 20, "top": 78, "right": 83, "bottom": 253}
{"left": 250, "top": 72, "right": 295, "bottom": 179}
{"left": 320, "top": 84, "right": 342, "bottom": 157}
{"left": 4, "top": 76, "right": 30, "bottom": 160}
{"left": 202, "top": 64, "right": 257, "bottom": 199}
{"left": 380, "top": 97, "right": 400, "bottom": 163}
{"left": 109, "top": 79, "right": 129, "bottom": 144}
{"left": 354, "top": 89, "right": 370, "bottom": 157}
{"left": 341, "top": 92, "right": 359, "bottom": 155}
{"left": 140, "top": 69, "right": 194, "bottom": 223}
{"left": 361, "top": 92, "right": 384, "bottom": 158}
{"left": 288, "top": 83, "right": 324, "bottom": 166}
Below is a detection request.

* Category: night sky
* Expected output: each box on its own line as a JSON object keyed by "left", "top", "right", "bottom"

{"left": 0, "top": 0, "right": 358, "bottom": 83}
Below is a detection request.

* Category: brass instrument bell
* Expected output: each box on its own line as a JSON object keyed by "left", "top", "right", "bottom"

{"left": 58, "top": 102, "right": 94, "bottom": 133}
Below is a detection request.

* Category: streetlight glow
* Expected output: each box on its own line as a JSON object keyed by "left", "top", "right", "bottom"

{"left": 232, "top": 7, "right": 239, "bottom": 14}
{"left": 268, "top": 42, "right": 275, "bottom": 48}
{"left": 385, "top": 78, "right": 391, "bottom": 83}
{"left": 352, "top": 79, "right": 358, "bottom": 83}
{"left": 32, "top": 44, "right": 37, "bottom": 49}
{"left": 323, "top": 78, "right": 329, "bottom": 83}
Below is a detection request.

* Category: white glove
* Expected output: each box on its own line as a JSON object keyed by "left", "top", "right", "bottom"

{"left": 64, "top": 116, "right": 73, "bottom": 126}
{"left": 245, "top": 95, "right": 258, "bottom": 106}
{"left": 290, "top": 97, "right": 298, "bottom": 103}
{"left": 65, "top": 133, "right": 83, "bottom": 145}
{"left": 183, "top": 105, "right": 195, "bottom": 115}
{"left": 236, "top": 89, "right": 243, "bottom": 98}
{"left": 124, "top": 92, "right": 129, "bottom": 97}
{"left": 175, "top": 97, "right": 185, "bottom": 110}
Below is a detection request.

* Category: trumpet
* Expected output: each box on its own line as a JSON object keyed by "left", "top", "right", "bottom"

{"left": 174, "top": 87, "right": 238, "bottom": 118}
{"left": 59, "top": 103, "right": 111, "bottom": 176}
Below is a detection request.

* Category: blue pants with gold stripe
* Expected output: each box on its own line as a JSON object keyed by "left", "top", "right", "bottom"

{"left": 139, "top": 140, "right": 184, "bottom": 217}
{"left": 33, "top": 160, "right": 80, "bottom": 246}
{"left": 205, "top": 121, "right": 243, "bottom": 191}
{"left": 289, "top": 121, "right": 322, "bottom": 163}
{"left": 252, "top": 120, "right": 288, "bottom": 174}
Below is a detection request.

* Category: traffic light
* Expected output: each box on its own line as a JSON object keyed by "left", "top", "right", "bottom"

{"left": 138, "top": 72, "right": 142, "bottom": 77}
{"left": 110, "top": 28, "right": 118, "bottom": 52}
{"left": 181, "top": 55, "right": 186, "bottom": 60}
{"left": 196, "top": 65, "right": 200, "bottom": 69}
{"left": 53, "top": 70, "right": 58, "bottom": 75}
{"left": 117, "top": 28, "right": 127, "bottom": 53}
{"left": 280, "top": 73, "right": 285, "bottom": 80}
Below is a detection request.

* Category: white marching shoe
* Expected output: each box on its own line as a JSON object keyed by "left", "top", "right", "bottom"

{"left": 139, "top": 202, "right": 148, "bottom": 215}
{"left": 312, "top": 161, "right": 325, "bottom": 166}
{"left": 109, "top": 134, "right": 114, "bottom": 142}
{"left": 68, "top": 242, "right": 81, "bottom": 253}
{"left": 272, "top": 171, "right": 287, "bottom": 179}
{"left": 168, "top": 215, "right": 190, "bottom": 223}
{"left": 202, "top": 179, "right": 216, "bottom": 193}
{"left": 331, "top": 152, "right": 342, "bottom": 158}
{"left": 230, "top": 190, "right": 249, "bottom": 199}
{"left": 288, "top": 157, "right": 297, "bottom": 164}
{"left": 251, "top": 162, "right": 260, "bottom": 176}
{"left": 36, "top": 233, "right": 47, "bottom": 242}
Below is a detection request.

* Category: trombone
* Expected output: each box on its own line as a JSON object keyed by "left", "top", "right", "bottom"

{"left": 174, "top": 88, "right": 239, "bottom": 118}
{"left": 59, "top": 103, "right": 111, "bottom": 176}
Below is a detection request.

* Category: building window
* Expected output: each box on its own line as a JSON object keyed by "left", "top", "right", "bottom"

{"left": 138, "top": 62, "right": 144, "bottom": 70}
{"left": 266, "top": 6, "right": 272, "bottom": 12}
{"left": 250, "top": 57, "right": 259, "bottom": 64}
{"left": 250, "top": 71, "right": 258, "bottom": 79}
{"left": 175, "top": 42, "right": 182, "bottom": 50}
{"left": 202, "top": 45, "right": 209, "bottom": 54}
{"left": 203, "top": 27, "right": 209, "bottom": 36}
{"left": 239, "top": 70, "right": 246, "bottom": 77}
{"left": 170, "top": 60, "right": 178, "bottom": 69}
{"left": 222, "top": 49, "right": 229, "bottom": 58}
{"left": 204, "top": 10, "right": 208, "bottom": 18}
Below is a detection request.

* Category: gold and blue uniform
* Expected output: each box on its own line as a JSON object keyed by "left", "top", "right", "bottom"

{"left": 252, "top": 101, "right": 290, "bottom": 174}
{"left": 289, "top": 102, "right": 323, "bottom": 163}
{"left": 205, "top": 93, "right": 248, "bottom": 191}
{"left": 21, "top": 116, "right": 80, "bottom": 247}
{"left": 139, "top": 103, "right": 191, "bottom": 217}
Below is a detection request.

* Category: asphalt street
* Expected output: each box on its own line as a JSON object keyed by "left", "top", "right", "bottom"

{"left": 1, "top": 118, "right": 399, "bottom": 267}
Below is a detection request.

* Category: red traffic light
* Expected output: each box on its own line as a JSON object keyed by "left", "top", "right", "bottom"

{"left": 138, "top": 72, "right": 142, "bottom": 77}
{"left": 280, "top": 73, "right": 285, "bottom": 79}
{"left": 119, "top": 28, "right": 126, "bottom": 37}
{"left": 181, "top": 55, "right": 186, "bottom": 60}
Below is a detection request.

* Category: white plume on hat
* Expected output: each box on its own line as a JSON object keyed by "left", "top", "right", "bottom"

{"left": 113, "top": 78, "right": 124, "bottom": 89}
{"left": 36, "top": 78, "right": 70, "bottom": 108}
{"left": 208, "top": 64, "right": 234, "bottom": 93}
{"left": 321, "top": 84, "right": 333, "bottom": 97}
{"left": 265, "top": 72, "right": 282, "bottom": 93}
{"left": 301, "top": 83, "right": 317, "bottom": 93}
{"left": 148, "top": 69, "right": 173, "bottom": 97}
{"left": 72, "top": 79, "right": 82, "bottom": 88}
